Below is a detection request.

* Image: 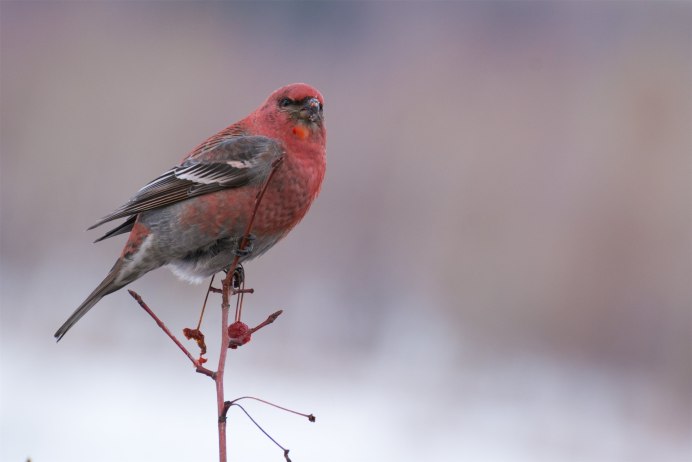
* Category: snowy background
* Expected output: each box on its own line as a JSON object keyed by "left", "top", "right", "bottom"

{"left": 1, "top": 2, "right": 690, "bottom": 461}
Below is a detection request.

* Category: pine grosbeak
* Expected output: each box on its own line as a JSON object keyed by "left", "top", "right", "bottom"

{"left": 55, "top": 83, "right": 326, "bottom": 340}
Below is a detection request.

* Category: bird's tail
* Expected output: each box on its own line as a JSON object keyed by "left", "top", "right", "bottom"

{"left": 54, "top": 265, "right": 124, "bottom": 341}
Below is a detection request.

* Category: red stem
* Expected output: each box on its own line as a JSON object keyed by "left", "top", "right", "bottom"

{"left": 216, "top": 157, "right": 283, "bottom": 462}
{"left": 216, "top": 287, "right": 231, "bottom": 461}
{"left": 128, "top": 290, "right": 214, "bottom": 378}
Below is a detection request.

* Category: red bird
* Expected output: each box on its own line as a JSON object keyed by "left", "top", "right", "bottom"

{"left": 55, "top": 83, "right": 326, "bottom": 340}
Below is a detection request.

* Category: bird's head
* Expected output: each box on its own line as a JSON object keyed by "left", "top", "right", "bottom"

{"left": 259, "top": 83, "right": 326, "bottom": 143}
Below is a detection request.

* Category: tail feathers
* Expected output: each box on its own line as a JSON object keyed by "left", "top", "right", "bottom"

{"left": 93, "top": 215, "right": 136, "bottom": 243}
{"left": 54, "top": 268, "right": 123, "bottom": 341}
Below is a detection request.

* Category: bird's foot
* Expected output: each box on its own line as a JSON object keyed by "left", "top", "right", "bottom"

{"left": 222, "top": 263, "right": 246, "bottom": 288}
{"left": 231, "top": 264, "right": 245, "bottom": 289}
{"left": 233, "top": 233, "right": 255, "bottom": 258}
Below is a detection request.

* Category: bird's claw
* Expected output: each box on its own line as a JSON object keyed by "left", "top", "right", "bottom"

{"left": 221, "top": 265, "right": 245, "bottom": 288}
{"left": 233, "top": 234, "right": 255, "bottom": 258}
{"left": 232, "top": 265, "right": 245, "bottom": 289}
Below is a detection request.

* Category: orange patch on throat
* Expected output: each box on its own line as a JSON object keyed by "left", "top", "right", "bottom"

{"left": 292, "top": 125, "right": 309, "bottom": 140}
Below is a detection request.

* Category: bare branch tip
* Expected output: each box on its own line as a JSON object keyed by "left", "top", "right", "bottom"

{"left": 269, "top": 310, "right": 283, "bottom": 321}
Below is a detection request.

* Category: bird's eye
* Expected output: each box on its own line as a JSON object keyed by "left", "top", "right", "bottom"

{"left": 279, "top": 98, "right": 293, "bottom": 108}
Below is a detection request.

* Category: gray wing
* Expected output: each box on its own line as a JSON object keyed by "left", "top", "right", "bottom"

{"left": 89, "top": 136, "right": 283, "bottom": 231}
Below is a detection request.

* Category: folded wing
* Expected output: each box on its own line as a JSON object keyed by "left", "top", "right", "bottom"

{"left": 90, "top": 136, "right": 284, "bottom": 237}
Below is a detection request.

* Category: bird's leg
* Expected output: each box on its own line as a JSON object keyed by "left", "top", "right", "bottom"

{"left": 224, "top": 262, "right": 251, "bottom": 288}
{"left": 233, "top": 233, "right": 256, "bottom": 258}
{"left": 230, "top": 264, "right": 245, "bottom": 289}
{"left": 221, "top": 264, "right": 253, "bottom": 295}
{"left": 232, "top": 265, "right": 246, "bottom": 322}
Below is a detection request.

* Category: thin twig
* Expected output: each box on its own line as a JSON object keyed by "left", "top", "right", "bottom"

{"left": 128, "top": 290, "right": 214, "bottom": 379}
{"left": 196, "top": 274, "right": 216, "bottom": 330}
{"left": 232, "top": 288, "right": 254, "bottom": 295}
{"left": 228, "top": 395, "right": 315, "bottom": 422}
{"left": 228, "top": 310, "right": 283, "bottom": 348}
{"left": 231, "top": 403, "right": 290, "bottom": 455}
{"left": 221, "top": 157, "right": 284, "bottom": 295}
{"left": 247, "top": 310, "right": 283, "bottom": 335}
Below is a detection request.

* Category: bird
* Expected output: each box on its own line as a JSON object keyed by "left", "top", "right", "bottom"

{"left": 55, "top": 83, "right": 326, "bottom": 341}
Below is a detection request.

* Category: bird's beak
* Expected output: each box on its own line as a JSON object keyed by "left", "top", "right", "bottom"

{"left": 300, "top": 97, "right": 322, "bottom": 123}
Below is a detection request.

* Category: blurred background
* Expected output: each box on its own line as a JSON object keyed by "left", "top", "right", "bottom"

{"left": 1, "top": 2, "right": 690, "bottom": 461}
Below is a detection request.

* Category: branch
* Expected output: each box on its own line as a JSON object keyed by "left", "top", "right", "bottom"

{"left": 228, "top": 310, "right": 284, "bottom": 348}
{"left": 230, "top": 403, "right": 292, "bottom": 461}
{"left": 228, "top": 395, "right": 315, "bottom": 422}
{"left": 248, "top": 310, "right": 283, "bottom": 335}
{"left": 128, "top": 290, "right": 214, "bottom": 379}
{"left": 127, "top": 156, "right": 287, "bottom": 462}
{"left": 221, "top": 157, "right": 284, "bottom": 294}
{"left": 216, "top": 156, "right": 284, "bottom": 461}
